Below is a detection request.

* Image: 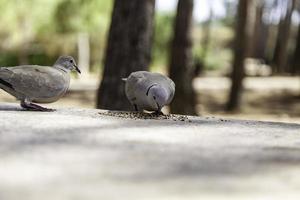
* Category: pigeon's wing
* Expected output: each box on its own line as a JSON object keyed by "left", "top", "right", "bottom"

{"left": 0, "top": 65, "right": 68, "bottom": 100}
{"left": 125, "top": 71, "right": 147, "bottom": 102}
{"left": 166, "top": 78, "right": 175, "bottom": 104}
{"left": 161, "top": 76, "right": 175, "bottom": 103}
{"left": 125, "top": 71, "right": 158, "bottom": 110}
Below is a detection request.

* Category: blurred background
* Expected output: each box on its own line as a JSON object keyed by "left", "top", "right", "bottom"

{"left": 0, "top": 0, "right": 299, "bottom": 123}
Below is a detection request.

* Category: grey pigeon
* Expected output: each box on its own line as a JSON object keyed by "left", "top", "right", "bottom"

{"left": 123, "top": 71, "right": 175, "bottom": 114}
{"left": 0, "top": 56, "right": 80, "bottom": 111}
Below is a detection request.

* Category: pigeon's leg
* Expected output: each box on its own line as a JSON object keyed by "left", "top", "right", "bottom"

{"left": 154, "top": 110, "right": 164, "bottom": 115}
{"left": 133, "top": 104, "right": 139, "bottom": 112}
{"left": 21, "top": 99, "right": 55, "bottom": 112}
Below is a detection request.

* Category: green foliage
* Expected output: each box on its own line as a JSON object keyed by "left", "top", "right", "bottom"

{"left": 152, "top": 12, "right": 175, "bottom": 67}
{"left": 193, "top": 23, "right": 234, "bottom": 71}
{"left": 54, "top": 0, "right": 78, "bottom": 33}
{"left": 52, "top": 0, "right": 112, "bottom": 33}
{"left": 0, "top": 53, "right": 19, "bottom": 66}
{"left": 0, "top": 0, "right": 113, "bottom": 68}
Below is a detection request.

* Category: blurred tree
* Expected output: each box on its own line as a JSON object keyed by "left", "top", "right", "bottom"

{"left": 272, "top": 0, "right": 296, "bottom": 73}
{"left": 223, "top": 0, "right": 238, "bottom": 27}
{"left": 292, "top": 22, "right": 300, "bottom": 75}
{"left": 97, "top": 0, "right": 155, "bottom": 110}
{"left": 54, "top": 0, "right": 77, "bottom": 33}
{"left": 169, "top": 0, "right": 196, "bottom": 115}
{"left": 153, "top": 13, "right": 174, "bottom": 66}
{"left": 248, "top": 1, "right": 268, "bottom": 59}
{"left": 227, "top": 0, "right": 251, "bottom": 111}
{"left": 291, "top": 2, "right": 300, "bottom": 75}
{"left": 200, "top": 5, "right": 213, "bottom": 65}
{"left": 194, "top": 1, "right": 213, "bottom": 76}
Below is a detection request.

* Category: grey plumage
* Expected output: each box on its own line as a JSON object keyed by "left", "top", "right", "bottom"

{"left": 124, "top": 71, "right": 175, "bottom": 113}
{"left": 0, "top": 56, "right": 80, "bottom": 111}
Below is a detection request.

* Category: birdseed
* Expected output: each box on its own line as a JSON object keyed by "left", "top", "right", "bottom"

{"left": 99, "top": 111, "right": 191, "bottom": 122}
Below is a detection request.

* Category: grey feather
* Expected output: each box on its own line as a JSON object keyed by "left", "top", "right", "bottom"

{"left": 124, "top": 71, "right": 175, "bottom": 112}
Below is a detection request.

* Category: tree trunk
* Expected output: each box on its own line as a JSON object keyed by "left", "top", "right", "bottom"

{"left": 169, "top": 0, "right": 196, "bottom": 115}
{"left": 292, "top": 23, "right": 300, "bottom": 75}
{"left": 249, "top": 1, "right": 267, "bottom": 59}
{"left": 226, "top": 0, "right": 251, "bottom": 111}
{"left": 194, "top": 5, "right": 213, "bottom": 77}
{"left": 97, "top": 0, "right": 155, "bottom": 110}
{"left": 272, "top": 0, "right": 295, "bottom": 74}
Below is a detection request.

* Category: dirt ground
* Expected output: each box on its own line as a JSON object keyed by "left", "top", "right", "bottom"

{"left": 0, "top": 76, "right": 299, "bottom": 123}
{"left": 198, "top": 88, "right": 300, "bottom": 123}
{"left": 193, "top": 77, "right": 300, "bottom": 123}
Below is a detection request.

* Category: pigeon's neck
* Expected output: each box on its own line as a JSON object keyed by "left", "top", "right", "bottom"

{"left": 53, "top": 64, "right": 70, "bottom": 73}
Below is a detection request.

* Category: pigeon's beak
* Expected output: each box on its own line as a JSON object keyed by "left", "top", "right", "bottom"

{"left": 74, "top": 65, "right": 81, "bottom": 74}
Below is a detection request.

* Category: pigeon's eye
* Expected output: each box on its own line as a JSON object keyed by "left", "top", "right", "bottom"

{"left": 153, "top": 96, "right": 156, "bottom": 100}
{"left": 70, "top": 60, "right": 73, "bottom": 63}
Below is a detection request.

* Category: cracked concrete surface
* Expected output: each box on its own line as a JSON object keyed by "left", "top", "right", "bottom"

{"left": 0, "top": 103, "right": 300, "bottom": 200}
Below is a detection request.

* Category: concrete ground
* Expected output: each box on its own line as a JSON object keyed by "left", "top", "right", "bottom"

{"left": 0, "top": 103, "right": 300, "bottom": 200}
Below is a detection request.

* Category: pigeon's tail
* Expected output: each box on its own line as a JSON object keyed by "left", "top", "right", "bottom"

{"left": 0, "top": 77, "right": 20, "bottom": 100}
{"left": 121, "top": 78, "right": 127, "bottom": 82}
{"left": 0, "top": 78, "right": 14, "bottom": 90}
{"left": 0, "top": 68, "right": 14, "bottom": 91}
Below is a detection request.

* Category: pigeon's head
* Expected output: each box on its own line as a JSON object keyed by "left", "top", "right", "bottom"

{"left": 54, "top": 56, "right": 81, "bottom": 73}
{"left": 148, "top": 84, "right": 168, "bottom": 111}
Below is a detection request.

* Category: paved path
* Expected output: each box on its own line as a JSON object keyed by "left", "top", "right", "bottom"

{"left": 0, "top": 103, "right": 300, "bottom": 200}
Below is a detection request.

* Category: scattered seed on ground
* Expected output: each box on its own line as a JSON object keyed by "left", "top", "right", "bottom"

{"left": 99, "top": 111, "right": 191, "bottom": 122}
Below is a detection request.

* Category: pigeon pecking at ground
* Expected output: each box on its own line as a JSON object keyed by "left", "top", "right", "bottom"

{"left": 0, "top": 56, "right": 80, "bottom": 111}
{"left": 123, "top": 71, "right": 175, "bottom": 114}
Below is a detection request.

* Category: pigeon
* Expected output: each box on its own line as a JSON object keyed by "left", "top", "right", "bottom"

{"left": 123, "top": 71, "right": 175, "bottom": 114}
{"left": 0, "top": 56, "right": 80, "bottom": 111}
